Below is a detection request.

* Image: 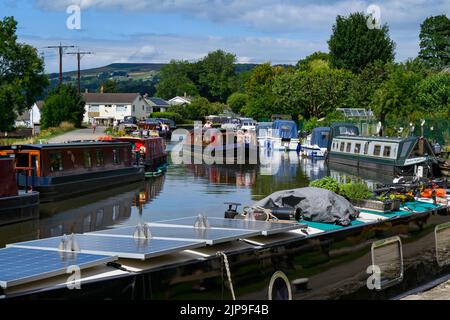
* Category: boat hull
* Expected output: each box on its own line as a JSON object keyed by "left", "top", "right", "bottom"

{"left": 0, "top": 191, "right": 39, "bottom": 226}
{"left": 4, "top": 203, "right": 450, "bottom": 300}
{"left": 259, "top": 138, "right": 300, "bottom": 151}
{"left": 18, "top": 167, "right": 145, "bottom": 203}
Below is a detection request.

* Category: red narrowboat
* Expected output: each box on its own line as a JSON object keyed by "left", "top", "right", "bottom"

{"left": 0, "top": 142, "right": 145, "bottom": 203}
{"left": 0, "top": 157, "right": 39, "bottom": 225}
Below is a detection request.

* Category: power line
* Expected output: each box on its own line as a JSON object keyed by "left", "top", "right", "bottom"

{"left": 44, "top": 43, "right": 76, "bottom": 84}
{"left": 67, "top": 50, "right": 95, "bottom": 94}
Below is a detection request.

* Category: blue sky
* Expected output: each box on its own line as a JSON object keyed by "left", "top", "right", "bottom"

{"left": 1, "top": 0, "right": 448, "bottom": 73}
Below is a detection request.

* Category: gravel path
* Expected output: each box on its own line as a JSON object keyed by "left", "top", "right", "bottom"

{"left": 47, "top": 127, "right": 107, "bottom": 143}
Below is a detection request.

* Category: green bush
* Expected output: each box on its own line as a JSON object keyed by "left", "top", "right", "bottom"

{"left": 339, "top": 182, "right": 372, "bottom": 200}
{"left": 309, "top": 177, "right": 340, "bottom": 193}
{"left": 150, "top": 112, "right": 183, "bottom": 124}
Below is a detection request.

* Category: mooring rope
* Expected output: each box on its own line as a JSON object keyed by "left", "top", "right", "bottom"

{"left": 216, "top": 251, "right": 236, "bottom": 300}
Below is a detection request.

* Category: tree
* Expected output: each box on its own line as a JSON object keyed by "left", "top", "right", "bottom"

{"left": 183, "top": 97, "right": 210, "bottom": 120}
{"left": 371, "top": 63, "right": 424, "bottom": 129}
{"left": 197, "top": 50, "right": 237, "bottom": 102}
{"left": 227, "top": 92, "right": 248, "bottom": 114}
{"left": 273, "top": 64, "right": 354, "bottom": 119}
{"left": 99, "top": 79, "right": 118, "bottom": 93}
{"left": 419, "top": 15, "right": 450, "bottom": 70}
{"left": 328, "top": 12, "right": 395, "bottom": 73}
{"left": 41, "top": 84, "right": 85, "bottom": 129}
{"left": 0, "top": 17, "right": 48, "bottom": 131}
{"left": 296, "top": 51, "right": 330, "bottom": 71}
{"left": 241, "top": 63, "right": 282, "bottom": 119}
{"left": 156, "top": 60, "right": 199, "bottom": 99}
{"left": 415, "top": 72, "right": 450, "bottom": 117}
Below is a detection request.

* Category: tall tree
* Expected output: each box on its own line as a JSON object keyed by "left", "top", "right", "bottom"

{"left": 0, "top": 17, "right": 48, "bottom": 131}
{"left": 156, "top": 60, "right": 199, "bottom": 99}
{"left": 41, "top": 84, "right": 85, "bottom": 129}
{"left": 371, "top": 63, "right": 424, "bottom": 129}
{"left": 419, "top": 15, "right": 450, "bottom": 70}
{"left": 328, "top": 12, "right": 395, "bottom": 73}
{"left": 227, "top": 92, "right": 248, "bottom": 114}
{"left": 197, "top": 50, "right": 237, "bottom": 102}
{"left": 415, "top": 72, "right": 450, "bottom": 117}
{"left": 99, "top": 79, "right": 118, "bottom": 93}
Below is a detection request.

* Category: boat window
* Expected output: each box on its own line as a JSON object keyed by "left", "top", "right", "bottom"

{"left": 354, "top": 143, "right": 361, "bottom": 154}
{"left": 340, "top": 142, "right": 345, "bottom": 151}
{"left": 15, "top": 153, "right": 30, "bottom": 168}
{"left": 400, "top": 141, "right": 411, "bottom": 158}
{"left": 364, "top": 143, "right": 369, "bottom": 155}
{"left": 346, "top": 143, "right": 351, "bottom": 152}
{"left": 113, "top": 149, "right": 121, "bottom": 164}
{"left": 371, "top": 236, "right": 403, "bottom": 290}
{"left": 383, "top": 146, "right": 391, "bottom": 157}
{"left": 96, "top": 150, "right": 104, "bottom": 166}
{"left": 83, "top": 151, "right": 92, "bottom": 168}
{"left": 49, "top": 153, "right": 63, "bottom": 172}
{"left": 373, "top": 145, "right": 381, "bottom": 156}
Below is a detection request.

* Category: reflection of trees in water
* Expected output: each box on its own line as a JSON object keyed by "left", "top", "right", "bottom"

{"left": 185, "top": 164, "right": 257, "bottom": 187}
{"left": 252, "top": 155, "right": 311, "bottom": 201}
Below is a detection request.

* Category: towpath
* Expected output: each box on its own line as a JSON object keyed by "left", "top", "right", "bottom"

{"left": 47, "top": 127, "right": 107, "bottom": 143}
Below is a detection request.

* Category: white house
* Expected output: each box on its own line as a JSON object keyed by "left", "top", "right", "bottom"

{"left": 168, "top": 95, "right": 193, "bottom": 106}
{"left": 15, "top": 100, "right": 44, "bottom": 128}
{"left": 144, "top": 97, "right": 170, "bottom": 113}
{"left": 83, "top": 92, "right": 150, "bottom": 125}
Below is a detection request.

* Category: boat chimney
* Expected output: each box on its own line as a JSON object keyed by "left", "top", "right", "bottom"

{"left": 85, "top": 88, "right": 88, "bottom": 94}
{"left": 100, "top": 86, "right": 104, "bottom": 94}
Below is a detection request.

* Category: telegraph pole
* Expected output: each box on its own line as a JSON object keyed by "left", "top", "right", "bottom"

{"left": 45, "top": 43, "right": 76, "bottom": 84}
{"left": 67, "top": 50, "right": 94, "bottom": 93}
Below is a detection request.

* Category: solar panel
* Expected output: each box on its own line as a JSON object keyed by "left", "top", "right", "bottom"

{"left": 0, "top": 247, "right": 116, "bottom": 289}
{"left": 152, "top": 217, "right": 303, "bottom": 236}
{"left": 89, "top": 224, "right": 261, "bottom": 245}
{"left": 8, "top": 234, "right": 206, "bottom": 260}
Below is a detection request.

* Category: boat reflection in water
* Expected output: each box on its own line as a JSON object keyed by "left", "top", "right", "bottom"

{"left": 186, "top": 164, "right": 257, "bottom": 187}
{"left": 0, "top": 176, "right": 165, "bottom": 248}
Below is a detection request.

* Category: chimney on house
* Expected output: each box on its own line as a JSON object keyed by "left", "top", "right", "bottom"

{"left": 184, "top": 92, "right": 187, "bottom": 98}
{"left": 100, "top": 86, "right": 104, "bottom": 94}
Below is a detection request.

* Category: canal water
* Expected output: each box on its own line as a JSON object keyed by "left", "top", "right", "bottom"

{"left": 0, "top": 145, "right": 387, "bottom": 248}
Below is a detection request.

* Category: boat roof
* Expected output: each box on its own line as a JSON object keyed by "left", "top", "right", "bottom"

{"left": 333, "top": 135, "right": 418, "bottom": 143}
{"left": 0, "top": 142, "right": 130, "bottom": 151}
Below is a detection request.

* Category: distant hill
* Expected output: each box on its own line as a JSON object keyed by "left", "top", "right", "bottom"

{"left": 46, "top": 62, "right": 259, "bottom": 96}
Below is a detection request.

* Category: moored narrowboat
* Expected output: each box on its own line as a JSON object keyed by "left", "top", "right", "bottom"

{"left": 102, "top": 136, "right": 167, "bottom": 174}
{"left": 300, "top": 127, "right": 330, "bottom": 158}
{"left": 327, "top": 123, "right": 440, "bottom": 177}
{"left": 258, "top": 120, "right": 300, "bottom": 151}
{"left": 0, "top": 142, "right": 145, "bottom": 203}
{"left": 0, "top": 192, "right": 449, "bottom": 300}
{"left": 0, "top": 157, "right": 39, "bottom": 226}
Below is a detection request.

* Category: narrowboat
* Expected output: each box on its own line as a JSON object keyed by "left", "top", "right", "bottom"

{"left": 300, "top": 127, "right": 330, "bottom": 158}
{"left": 182, "top": 128, "right": 259, "bottom": 165}
{"left": 327, "top": 123, "right": 440, "bottom": 177}
{"left": 0, "top": 157, "right": 39, "bottom": 226}
{"left": 0, "top": 191, "right": 449, "bottom": 300}
{"left": 0, "top": 142, "right": 145, "bottom": 203}
{"left": 103, "top": 136, "right": 167, "bottom": 174}
{"left": 258, "top": 120, "right": 300, "bottom": 151}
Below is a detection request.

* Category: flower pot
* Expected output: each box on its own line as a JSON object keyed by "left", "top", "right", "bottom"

{"left": 350, "top": 199, "right": 393, "bottom": 213}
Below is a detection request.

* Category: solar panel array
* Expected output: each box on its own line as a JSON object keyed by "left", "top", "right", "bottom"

{"left": 8, "top": 234, "right": 206, "bottom": 260}
{"left": 0, "top": 247, "right": 116, "bottom": 289}
{"left": 153, "top": 217, "right": 302, "bottom": 236}
{"left": 89, "top": 224, "right": 261, "bottom": 245}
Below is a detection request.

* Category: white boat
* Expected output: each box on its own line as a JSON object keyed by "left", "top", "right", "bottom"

{"left": 300, "top": 127, "right": 330, "bottom": 158}
{"left": 257, "top": 120, "right": 300, "bottom": 151}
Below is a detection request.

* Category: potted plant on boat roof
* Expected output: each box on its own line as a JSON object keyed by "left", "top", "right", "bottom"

{"left": 339, "top": 182, "right": 397, "bottom": 212}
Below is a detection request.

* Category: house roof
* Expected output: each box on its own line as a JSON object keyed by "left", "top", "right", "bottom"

{"left": 169, "top": 96, "right": 193, "bottom": 104}
{"left": 83, "top": 93, "right": 140, "bottom": 104}
{"left": 145, "top": 97, "right": 169, "bottom": 106}
{"left": 16, "top": 110, "right": 30, "bottom": 121}
{"left": 35, "top": 100, "right": 44, "bottom": 109}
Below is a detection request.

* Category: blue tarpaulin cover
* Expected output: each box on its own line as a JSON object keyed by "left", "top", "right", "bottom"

{"left": 272, "top": 120, "right": 298, "bottom": 139}
{"left": 311, "top": 127, "right": 330, "bottom": 148}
